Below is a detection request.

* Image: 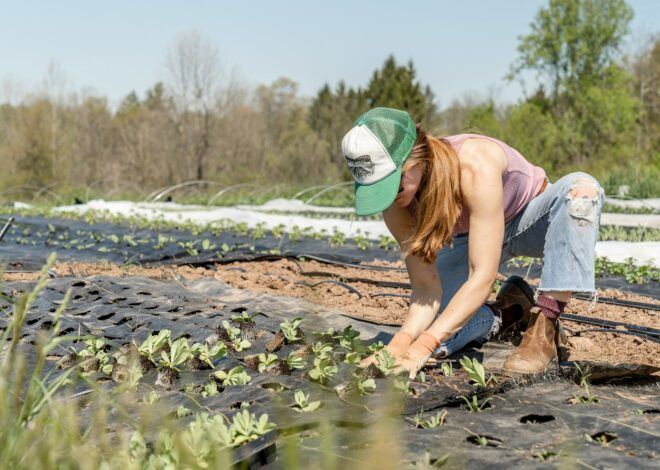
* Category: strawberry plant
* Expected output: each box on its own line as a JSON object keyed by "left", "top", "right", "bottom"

{"left": 292, "top": 390, "right": 321, "bottom": 413}
{"left": 311, "top": 341, "right": 333, "bottom": 359}
{"left": 410, "top": 410, "right": 447, "bottom": 429}
{"left": 460, "top": 395, "right": 491, "bottom": 413}
{"left": 459, "top": 356, "right": 493, "bottom": 387}
{"left": 230, "top": 409, "right": 276, "bottom": 445}
{"left": 353, "top": 374, "right": 376, "bottom": 395}
{"left": 190, "top": 342, "right": 227, "bottom": 369}
{"left": 157, "top": 337, "right": 191, "bottom": 388}
{"left": 280, "top": 317, "right": 303, "bottom": 343}
{"left": 137, "top": 330, "right": 171, "bottom": 365}
{"left": 212, "top": 366, "right": 252, "bottom": 386}
{"left": 375, "top": 350, "right": 398, "bottom": 376}
{"left": 285, "top": 352, "right": 307, "bottom": 370}
{"left": 308, "top": 357, "right": 338, "bottom": 384}
{"left": 222, "top": 320, "right": 251, "bottom": 351}
{"left": 257, "top": 353, "right": 279, "bottom": 372}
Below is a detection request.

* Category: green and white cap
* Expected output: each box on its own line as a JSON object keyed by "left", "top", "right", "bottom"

{"left": 342, "top": 107, "right": 417, "bottom": 215}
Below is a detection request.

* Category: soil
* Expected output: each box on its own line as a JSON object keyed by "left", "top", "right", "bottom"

{"left": 6, "top": 258, "right": 659, "bottom": 369}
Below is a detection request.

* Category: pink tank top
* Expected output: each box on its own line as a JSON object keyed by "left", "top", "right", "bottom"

{"left": 445, "top": 134, "right": 546, "bottom": 235}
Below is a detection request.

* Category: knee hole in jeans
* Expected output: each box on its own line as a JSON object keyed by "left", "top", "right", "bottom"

{"left": 566, "top": 177, "right": 600, "bottom": 226}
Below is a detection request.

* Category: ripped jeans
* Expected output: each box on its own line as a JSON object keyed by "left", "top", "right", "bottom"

{"left": 434, "top": 172, "right": 604, "bottom": 357}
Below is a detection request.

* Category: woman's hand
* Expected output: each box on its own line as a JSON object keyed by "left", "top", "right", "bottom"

{"left": 396, "top": 332, "right": 440, "bottom": 379}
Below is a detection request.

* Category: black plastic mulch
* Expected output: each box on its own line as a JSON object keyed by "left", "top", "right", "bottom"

{"left": 2, "top": 274, "right": 658, "bottom": 467}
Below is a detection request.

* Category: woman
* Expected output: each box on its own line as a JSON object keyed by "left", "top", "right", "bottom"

{"left": 342, "top": 107, "right": 603, "bottom": 378}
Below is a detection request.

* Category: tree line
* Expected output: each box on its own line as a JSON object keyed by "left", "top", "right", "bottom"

{"left": 0, "top": 0, "right": 658, "bottom": 202}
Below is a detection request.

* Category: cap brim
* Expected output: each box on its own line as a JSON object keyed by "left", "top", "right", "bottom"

{"left": 354, "top": 168, "right": 401, "bottom": 216}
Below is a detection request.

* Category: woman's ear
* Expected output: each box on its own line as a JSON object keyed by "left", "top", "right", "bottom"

{"left": 394, "top": 164, "right": 424, "bottom": 208}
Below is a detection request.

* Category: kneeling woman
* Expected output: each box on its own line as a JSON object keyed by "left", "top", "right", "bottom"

{"left": 341, "top": 107, "right": 603, "bottom": 378}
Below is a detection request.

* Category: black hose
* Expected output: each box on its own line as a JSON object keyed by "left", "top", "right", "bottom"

{"left": 560, "top": 313, "right": 660, "bottom": 339}
{"left": 571, "top": 293, "right": 660, "bottom": 312}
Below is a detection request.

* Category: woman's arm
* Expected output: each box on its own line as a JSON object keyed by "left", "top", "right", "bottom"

{"left": 382, "top": 204, "right": 443, "bottom": 340}
{"left": 424, "top": 153, "right": 504, "bottom": 341}
{"left": 399, "top": 140, "right": 506, "bottom": 376}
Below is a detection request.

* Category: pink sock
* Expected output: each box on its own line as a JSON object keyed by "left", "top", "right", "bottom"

{"left": 536, "top": 295, "right": 566, "bottom": 322}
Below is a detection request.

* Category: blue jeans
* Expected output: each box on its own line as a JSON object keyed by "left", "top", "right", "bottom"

{"left": 434, "top": 172, "right": 604, "bottom": 357}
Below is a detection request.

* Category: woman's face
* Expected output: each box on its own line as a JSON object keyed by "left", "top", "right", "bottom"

{"left": 394, "top": 164, "right": 423, "bottom": 207}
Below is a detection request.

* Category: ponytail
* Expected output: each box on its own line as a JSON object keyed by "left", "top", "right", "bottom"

{"left": 403, "top": 126, "right": 462, "bottom": 264}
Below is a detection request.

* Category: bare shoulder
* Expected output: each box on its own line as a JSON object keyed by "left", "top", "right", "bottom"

{"left": 458, "top": 137, "right": 507, "bottom": 173}
{"left": 458, "top": 138, "right": 505, "bottom": 203}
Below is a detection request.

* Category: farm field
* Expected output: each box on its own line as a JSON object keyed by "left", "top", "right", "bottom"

{"left": 1, "top": 209, "right": 658, "bottom": 468}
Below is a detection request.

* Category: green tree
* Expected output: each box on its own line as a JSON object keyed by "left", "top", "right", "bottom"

{"left": 507, "top": 0, "right": 640, "bottom": 175}
{"left": 365, "top": 55, "right": 436, "bottom": 126}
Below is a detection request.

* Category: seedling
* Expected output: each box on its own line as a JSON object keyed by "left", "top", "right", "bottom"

{"left": 343, "top": 351, "right": 362, "bottom": 365}
{"left": 190, "top": 342, "right": 227, "bottom": 369}
{"left": 378, "top": 235, "right": 398, "bottom": 250}
{"left": 160, "top": 337, "right": 192, "bottom": 372}
{"left": 330, "top": 325, "right": 360, "bottom": 350}
{"left": 394, "top": 377, "right": 412, "bottom": 394}
{"left": 257, "top": 353, "right": 279, "bottom": 372}
{"left": 285, "top": 352, "right": 307, "bottom": 370}
{"left": 213, "top": 366, "right": 252, "bottom": 386}
{"left": 367, "top": 341, "right": 385, "bottom": 353}
{"left": 201, "top": 381, "right": 219, "bottom": 398}
{"left": 137, "top": 330, "right": 171, "bottom": 364}
{"left": 292, "top": 390, "right": 321, "bottom": 413}
{"left": 231, "top": 409, "right": 277, "bottom": 445}
{"left": 375, "top": 350, "right": 398, "bottom": 376}
{"left": 329, "top": 229, "right": 346, "bottom": 246}
{"left": 460, "top": 395, "right": 491, "bottom": 413}
{"left": 459, "top": 356, "right": 493, "bottom": 387}
{"left": 535, "top": 449, "right": 557, "bottom": 461}
{"left": 410, "top": 410, "right": 447, "bottom": 429}
{"left": 222, "top": 320, "right": 251, "bottom": 351}
{"left": 353, "top": 230, "right": 372, "bottom": 251}
{"left": 569, "top": 363, "right": 599, "bottom": 404}
{"left": 311, "top": 341, "right": 333, "bottom": 359}
{"left": 352, "top": 373, "right": 376, "bottom": 395}
{"left": 308, "top": 357, "right": 338, "bottom": 384}
{"left": 231, "top": 311, "right": 256, "bottom": 324}
{"left": 440, "top": 362, "right": 453, "bottom": 377}
{"left": 280, "top": 317, "right": 303, "bottom": 343}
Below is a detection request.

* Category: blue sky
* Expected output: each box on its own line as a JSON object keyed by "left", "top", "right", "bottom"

{"left": 1, "top": 1, "right": 658, "bottom": 107}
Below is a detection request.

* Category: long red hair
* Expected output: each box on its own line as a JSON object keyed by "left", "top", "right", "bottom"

{"left": 403, "top": 125, "right": 462, "bottom": 264}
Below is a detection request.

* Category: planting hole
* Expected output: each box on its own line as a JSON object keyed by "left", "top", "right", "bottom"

{"left": 642, "top": 408, "right": 659, "bottom": 414}
{"left": 114, "top": 316, "right": 133, "bottom": 326}
{"left": 98, "top": 312, "right": 116, "bottom": 321}
{"left": 520, "top": 414, "right": 555, "bottom": 424}
{"left": 590, "top": 431, "right": 617, "bottom": 444}
{"left": 229, "top": 401, "right": 254, "bottom": 409}
{"left": 261, "top": 382, "right": 289, "bottom": 392}
{"left": 466, "top": 435, "right": 502, "bottom": 447}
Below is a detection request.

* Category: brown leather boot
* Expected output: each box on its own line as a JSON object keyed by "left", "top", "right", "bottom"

{"left": 489, "top": 276, "right": 535, "bottom": 340}
{"left": 502, "top": 308, "right": 559, "bottom": 374}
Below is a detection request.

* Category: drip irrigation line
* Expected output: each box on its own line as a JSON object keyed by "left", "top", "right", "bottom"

{"left": 560, "top": 313, "right": 660, "bottom": 339}
{"left": 295, "top": 280, "right": 363, "bottom": 299}
{"left": 571, "top": 293, "right": 660, "bottom": 312}
{"left": 571, "top": 328, "right": 660, "bottom": 344}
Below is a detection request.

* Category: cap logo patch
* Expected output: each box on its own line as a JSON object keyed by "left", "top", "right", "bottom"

{"left": 344, "top": 154, "right": 375, "bottom": 180}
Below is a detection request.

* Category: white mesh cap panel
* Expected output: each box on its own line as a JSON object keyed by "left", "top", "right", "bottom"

{"left": 341, "top": 125, "right": 396, "bottom": 185}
